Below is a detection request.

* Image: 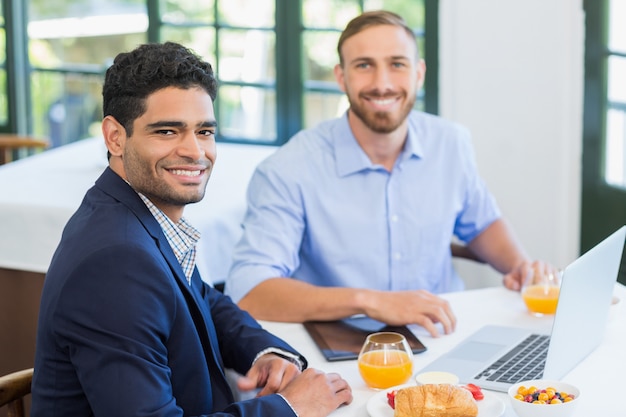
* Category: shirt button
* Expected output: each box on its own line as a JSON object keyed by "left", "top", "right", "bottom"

{"left": 391, "top": 215, "right": 399, "bottom": 222}
{"left": 394, "top": 253, "right": 402, "bottom": 260}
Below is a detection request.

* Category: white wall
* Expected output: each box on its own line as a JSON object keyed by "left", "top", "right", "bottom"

{"left": 439, "top": 0, "right": 585, "bottom": 287}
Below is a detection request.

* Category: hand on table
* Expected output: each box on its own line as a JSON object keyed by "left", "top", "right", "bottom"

{"left": 280, "top": 368, "right": 353, "bottom": 417}
{"left": 363, "top": 289, "right": 457, "bottom": 337}
{"left": 237, "top": 355, "right": 352, "bottom": 415}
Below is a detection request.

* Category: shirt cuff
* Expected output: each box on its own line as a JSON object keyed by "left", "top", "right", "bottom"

{"left": 253, "top": 347, "right": 304, "bottom": 371}
{"left": 277, "top": 393, "right": 300, "bottom": 417}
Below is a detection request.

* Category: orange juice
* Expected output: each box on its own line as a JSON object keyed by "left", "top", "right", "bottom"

{"left": 357, "top": 350, "right": 413, "bottom": 389}
{"left": 522, "top": 284, "right": 560, "bottom": 315}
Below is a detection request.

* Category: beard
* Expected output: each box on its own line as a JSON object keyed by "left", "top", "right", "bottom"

{"left": 123, "top": 148, "right": 210, "bottom": 207}
{"left": 135, "top": 176, "right": 207, "bottom": 207}
{"left": 347, "top": 90, "right": 416, "bottom": 134}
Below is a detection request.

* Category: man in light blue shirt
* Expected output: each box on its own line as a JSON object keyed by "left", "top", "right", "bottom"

{"left": 226, "top": 11, "right": 536, "bottom": 337}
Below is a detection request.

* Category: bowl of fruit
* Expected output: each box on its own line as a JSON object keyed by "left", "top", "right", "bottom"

{"left": 508, "top": 379, "right": 579, "bottom": 417}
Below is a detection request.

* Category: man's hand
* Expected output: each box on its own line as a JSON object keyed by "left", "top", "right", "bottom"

{"left": 362, "top": 289, "right": 457, "bottom": 337}
{"left": 237, "top": 353, "right": 301, "bottom": 397}
{"left": 503, "top": 260, "right": 558, "bottom": 291}
{"left": 280, "top": 368, "right": 353, "bottom": 417}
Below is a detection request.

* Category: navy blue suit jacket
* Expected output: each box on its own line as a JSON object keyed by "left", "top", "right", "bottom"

{"left": 32, "top": 167, "right": 305, "bottom": 416}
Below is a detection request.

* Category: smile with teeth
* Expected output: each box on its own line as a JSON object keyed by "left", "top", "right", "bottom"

{"left": 169, "top": 169, "right": 203, "bottom": 177}
{"left": 370, "top": 97, "right": 396, "bottom": 106}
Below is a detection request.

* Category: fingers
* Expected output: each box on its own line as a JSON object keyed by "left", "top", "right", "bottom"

{"left": 370, "top": 290, "right": 456, "bottom": 337}
{"left": 242, "top": 354, "right": 301, "bottom": 397}
{"left": 503, "top": 272, "right": 521, "bottom": 291}
{"left": 327, "top": 372, "right": 353, "bottom": 406}
{"left": 414, "top": 292, "right": 456, "bottom": 336}
{"left": 280, "top": 369, "right": 353, "bottom": 416}
{"left": 236, "top": 375, "right": 258, "bottom": 392}
{"left": 415, "top": 316, "right": 440, "bottom": 337}
{"left": 256, "top": 362, "right": 300, "bottom": 397}
{"left": 503, "top": 260, "right": 556, "bottom": 291}
{"left": 414, "top": 302, "right": 455, "bottom": 337}
{"left": 437, "top": 297, "right": 457, "bottom": 334}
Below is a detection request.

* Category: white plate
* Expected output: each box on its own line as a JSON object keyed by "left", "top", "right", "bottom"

{"left": 366, "top": 383, "right": 505, "bottom": 417}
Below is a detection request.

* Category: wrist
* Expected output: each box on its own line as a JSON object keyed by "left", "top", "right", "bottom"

{"left": 277, "top": 393, "right": 299, "bottom": 417}
{"left": 353, "top": 288, "right": 375, "bottom": 316}
{"left": 253, "top": 347, "right": 305, "bottom": 371}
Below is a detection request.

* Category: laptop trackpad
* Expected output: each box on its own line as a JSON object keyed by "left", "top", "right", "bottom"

{"left": 449, "top": 341, "right": 506, "bottom": 361}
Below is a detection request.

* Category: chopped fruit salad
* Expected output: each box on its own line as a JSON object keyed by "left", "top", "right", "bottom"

{"left": 513, "top": 385, "right": 575, "bottom": 404}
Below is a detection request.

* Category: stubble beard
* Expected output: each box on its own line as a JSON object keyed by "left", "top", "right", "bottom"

{"left": 348, "top": 91, "right": 416, "bottom": 134}
{"left": 124, "top": 149, "right": 209, "bottom": 207}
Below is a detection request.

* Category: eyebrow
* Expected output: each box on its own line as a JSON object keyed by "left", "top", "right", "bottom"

{"left": 349, "top": 55, "right": 411, "bottom": 65}
{"left": 145, "top": 120, "right": 217, "bottom": 130}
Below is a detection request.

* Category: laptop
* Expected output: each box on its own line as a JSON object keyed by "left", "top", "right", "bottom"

{"left": 417, "top": 225, "right": 626, "bottom": 392}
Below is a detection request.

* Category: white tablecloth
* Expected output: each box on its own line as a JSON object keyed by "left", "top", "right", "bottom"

{"left": 260, "top": 285, "right": 626, "bottom": 417}
{"left": 0, "top": 137, "right": 277, "bottom": 284}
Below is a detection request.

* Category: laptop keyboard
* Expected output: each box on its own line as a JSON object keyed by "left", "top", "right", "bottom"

{"left": 474, "top": 334, "right": 549, "bottom": 384}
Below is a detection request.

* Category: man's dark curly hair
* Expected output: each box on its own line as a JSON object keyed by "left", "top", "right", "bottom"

{"left": 102, "top": 42, "right": 217, "bottom": 137}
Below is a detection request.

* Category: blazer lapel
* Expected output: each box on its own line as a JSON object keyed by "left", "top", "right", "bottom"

{"left": 169, "top": 264, "right": 233, "bottom": 405}
{"left": 95, "top": 168, "right": 233, "bottom": 403}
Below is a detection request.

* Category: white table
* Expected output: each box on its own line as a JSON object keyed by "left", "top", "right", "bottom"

{"left": 0, "top": 137, "right": 277, "bottom": 284}
{"left": 260, "top": 285, "right": 626, "bottom": 417}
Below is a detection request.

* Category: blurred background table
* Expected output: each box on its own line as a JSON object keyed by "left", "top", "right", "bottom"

{"left": 260, "top": 285, "right": 626, "bottom": 417}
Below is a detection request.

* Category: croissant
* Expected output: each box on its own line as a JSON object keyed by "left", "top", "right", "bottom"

{"left": 393, "top": 384, "right": 478, "bottom": 417}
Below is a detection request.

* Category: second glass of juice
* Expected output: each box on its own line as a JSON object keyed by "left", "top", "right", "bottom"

{"left": 521, "top": 267, "right": 562, "bottom": 316}
{"left": 357, "top": 332, "right": 413, "bottom": 389}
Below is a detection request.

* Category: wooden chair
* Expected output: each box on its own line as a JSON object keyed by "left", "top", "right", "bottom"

{"left": 451, "top": 242, "right": 485, "bottom": 263}
{"left": 0, "top": 134, "right": 49, "bottom": 165}
{"left": 0, "top": 368, "right": 34, "bottom": 417}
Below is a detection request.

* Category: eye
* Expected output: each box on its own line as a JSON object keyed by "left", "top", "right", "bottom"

{"left": 156, "top": 129, "right": 176, "bottom": 136}
{"left": 356, "top": 62, "right": 370, "bottom": 69}
{"left": 198, "top": 129, "right": 216, "bottom": 138}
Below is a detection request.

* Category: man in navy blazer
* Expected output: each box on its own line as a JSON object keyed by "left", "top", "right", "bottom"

{"left": 31, "top": 42, "right": 352, "bottom": 417}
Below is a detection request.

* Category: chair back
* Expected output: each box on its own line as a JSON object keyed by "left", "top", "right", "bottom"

{"left": 0, "top": 134, "right": 49, "bottom": 164}
{"left": 451, "top": 242, "right": 485, "bottom": 263}
{"left": 0, "top": 368, "right": 34, "bottom": 417}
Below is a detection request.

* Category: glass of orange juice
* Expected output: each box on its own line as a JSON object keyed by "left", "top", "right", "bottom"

{"left": 521, "top": 267, "right": 562, "bottom": 316}
{"left": 357, "top": 332, "right": 413, "bottom": 389}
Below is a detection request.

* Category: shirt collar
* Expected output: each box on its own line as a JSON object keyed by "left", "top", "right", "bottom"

{"left": 334, "top": 111, "right": 424, "bottom": 177}
{"left": 136, "top": 193, "right": 200, "bottom": 262}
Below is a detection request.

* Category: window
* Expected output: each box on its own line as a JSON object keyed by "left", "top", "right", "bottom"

{"left": 605, "top": 0, "right": 626, "bottom": 188}
{"left": 1, "top": 0, "right": 437, "bottom": 150}
{"left": 27, "top": 0, "right": 147, "bottom": 147}
{"left": 582, "top": 0, "right": 626, "bottom": 284}
{"left": 0, "top": 1, "right": 6, "bottom": 126}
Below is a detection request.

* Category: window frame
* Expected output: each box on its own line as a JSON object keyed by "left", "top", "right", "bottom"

{"left": 581, "top": 0, "right": 626, "bottom": 284}
{"left": 1, "top": 0, "right": 439, "bottom": 147}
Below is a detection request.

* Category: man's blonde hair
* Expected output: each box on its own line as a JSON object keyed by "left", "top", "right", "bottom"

{"left": 337, "top": 10, "right": 419, "bottom": 66}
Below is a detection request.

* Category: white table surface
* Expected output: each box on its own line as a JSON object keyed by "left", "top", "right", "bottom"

{"left": 260, "top": 285, "right": 626, "bottom": 417}
{"left": 0, "top": 137, "right": 277, "bottom": 284}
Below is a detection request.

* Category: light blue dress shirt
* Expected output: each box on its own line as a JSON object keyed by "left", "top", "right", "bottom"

{"left": 226, "top": 110, "right": 501, "bottom": 302}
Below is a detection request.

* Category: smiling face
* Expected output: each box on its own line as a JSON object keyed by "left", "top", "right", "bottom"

{"left": 334, "top": 24, "right": 425, "bottom": 135}
{"left": 104, "top": 86, "right": 217, "bottom": 221}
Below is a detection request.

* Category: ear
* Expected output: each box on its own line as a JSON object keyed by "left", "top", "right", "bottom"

{"left": 102, "top": 115, "right": 126, "bottom": 158}
{"left": 333, "top": 63, "right": 347, "bottom": 93}
{"left": 415, "top": 59, "right": 427, "bottom": 91}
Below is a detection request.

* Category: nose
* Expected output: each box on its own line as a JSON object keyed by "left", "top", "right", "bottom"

{"left": 371, "top": 66, "right": 393, "bottom": 92}
{"left": 177, "top": 132, "right": 205, "bottom": 160}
